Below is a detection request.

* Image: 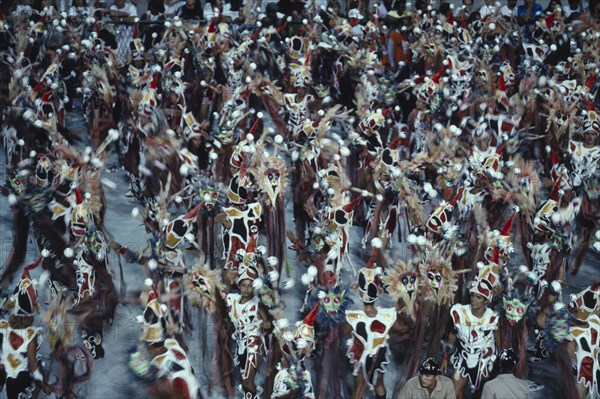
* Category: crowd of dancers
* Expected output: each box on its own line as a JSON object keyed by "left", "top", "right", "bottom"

{"left": 0, "top": 0, "right": 599, "bottom": 398}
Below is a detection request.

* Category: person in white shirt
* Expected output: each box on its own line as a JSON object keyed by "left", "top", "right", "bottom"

{"left": 68, "top": 0, "right": 92, "bottom": 20}
{"left": 164, "top": 0, "right": 185, "bottom": 18}
{"left": 479, "top": 0, "right": 500, "bottom": 18}
{"left": 500, "top": 0, "right": 518, "bottom": 17}
{"left": 110, "top": 0, "right": 138, "bottom": 63}
{"left": 377, "top": 0, "right": 394, "bottom": 18}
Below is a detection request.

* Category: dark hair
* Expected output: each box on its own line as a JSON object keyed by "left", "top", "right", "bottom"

{"left": 148, "top": 0, "right": 164, "bottom": 14}
{"left": 545, "top": 0, "right": 562, "bottom": 12}
{"left": 71, "top": 0, "right": 87, "bottom": 6}
{"left": 439, "top": 2, "right": 451, "bottom": 16}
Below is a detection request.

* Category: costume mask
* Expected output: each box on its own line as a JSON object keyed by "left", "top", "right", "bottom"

{"left": 503, "top": 297, "right": 529, "bottom": 325}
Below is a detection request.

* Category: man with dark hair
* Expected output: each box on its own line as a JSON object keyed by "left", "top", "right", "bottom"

{"left": 481, "top": 348, "right": 530, "bottom": 399}
{"left": 399, "top": 358, "right": 455, "bottom": 398}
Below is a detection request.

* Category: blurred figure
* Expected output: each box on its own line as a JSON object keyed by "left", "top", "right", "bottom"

{"left": 479, "top": 0, "right": 499, "bottom": 18}
{"left": 481, "top": 348, "right": 530, "bottom": 399}
{"left": 500, "top": 0, "right": 518, "bottom": 18}
{"left": 110, "top": 0, "right": 138, "bottom": 63}
{"left": 178, "top": 0, "right": 203, "bottom": 19}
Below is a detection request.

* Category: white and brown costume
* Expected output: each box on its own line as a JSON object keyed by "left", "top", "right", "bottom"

{"left": 0, "top": 320, "right": 43, "bottom": 399}
{"left": 226, "top": 293, "right": 266, "bottom": 380}
{"left": 151, "top": 338, "right": 201, "bottom": 399}
{"left": 449, "top": 304, "right": 499, "bottom": 389}
{"left": 346, "top": 308, "right": 397, "bottom": 387}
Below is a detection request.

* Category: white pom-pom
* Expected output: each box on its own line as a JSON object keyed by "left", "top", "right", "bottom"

{"left": 595, "top": 229, "right": 600, "bottom": 240}
{"left": 145, "top": 278, "right": 153, "bottom": 287}
{"left": 341, "top": 147, "right": 350, "bottom": 157}
{"left": 308, "top": 265, "right": 318, "bottom": 277}
{"left": 175, "top": 196, "right": 183, "bottom": 204}
{"left": 301, "top": 273, "right": 311, "bottom": 286}
{"left": 268, "top": 270, "right": 280, "bottom": 282}
{"left": 275, "top": 318, "right": 289, "bottom": 330}
{"left": 131, "top": 207, "right": 140, "bottom": 219}
{"left": 148, "top": 259, "right": 158, "bottom": 270}
{"left": 489, "top": 23, "right": 496, "bottom": 31}
{"left": 550, "top": 280, "right": 562, "bottom": 293}
{"left": 407, "top": 234, "right": 417, "bottom": 244}
{"left": 179, "top": 164, "right": 189, "bottom": 176}
{"left": 246, "top": 133, "right": 255, "bottom": 142}
{"left": 274, "top": 135, "right": 283, "bottom": 144}
{"left": 416, "top": 236, "right": 427, "bottom": 246}
{"left": 250, "top": 63, "right": 257, "bottom": 70}
{"left": 327, "top": 188, "right": 335, "bottom": 195}
{"left": 518, "top": 265, "right": 529, "bottom": 274}
{"left": 312, "top": 182, "right": 319, "bottom": 189}
{"left": 550, "top": 44, "right": 557, "bottom": 52}
{"left": 8, "top": 194, "right": 18, "bottom": 205}
{"left": 209, "top": 152, "right": 218, "bottom": 160}
{"left": 252, "top": 278, "right": 264, "bottom": 289}
{"left": 267, "top": 257, "right": 279, "bottom": 268}
{"left": 371, "top": 237, "right": 383, "bottom": 248}
{"left": 108, "top": 129, "right": 119, "bottom": 140}
{"left": 63, "top": 248, "right": 74, "bottom": 258}
{"left": 41, "top": 249, "right": 50, "bottom": 258}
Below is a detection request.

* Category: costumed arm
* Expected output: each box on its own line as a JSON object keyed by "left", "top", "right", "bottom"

{"left": 214, "top": 211, "right": 232, "bottom": 229}
{"left": 440, "top": 330, "right": 457, "bottom": 374}
{"left": 341, "top": 321, "right": 352, "bottom": 337}
{"left": 258, "top": 302, "right": 272, "bottom": 332}
{"left": 27, "top": 338, "right": 53, "bottom": 394}
{"left": 493, "top": 327, "right": 502, "bottom": 351}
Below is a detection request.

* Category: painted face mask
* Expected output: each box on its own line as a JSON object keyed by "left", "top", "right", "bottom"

{"left": 199, "top": 188, "right": 219, "bottom": 212}
{"left": 36, "top": 155, "right": 52, "bottom": 187}
{"left": 215, "top": 127, "right": 235, "bottom": 145}
{"left": 527, "top": 241, "right": 552, "bottom": 279}
{"left": 263, "top": 169, "right": 282, "bottom": 205}
{"left": 549, "top": 313, "right": 570, "bottom": 344}
{"left": 503, "top": 297, "right": 529, "bottom": 325}
{"left": 314, "top": 83, "right": 330, "bottom": 98}
{"left": 310, "top": 233, "right": 326, "bottom": 253}
{"left": 259, "top": 284, "right": 279, "bottom": 309}
{"left": 320, "top": 289, "right": 346, "bottom": 317}
{"left": 426, "top": 266, "right": 443, "bottom": 296}
{"left": 400, "top": 272, "right": 419, "bottom": 305}
{"left": 84, "top": 231, "right": 108, "bottom": 262}
{"left": 71, "top": 202, "right": 91, "bottom": 238}
{"left": 9, "top": 175, "right": 26, "bottom": 196}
